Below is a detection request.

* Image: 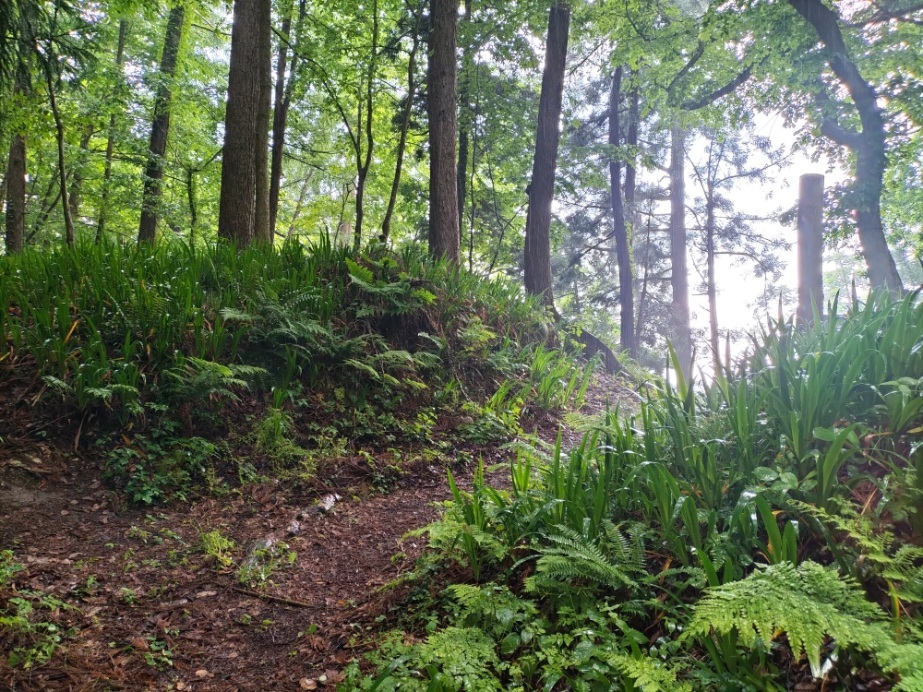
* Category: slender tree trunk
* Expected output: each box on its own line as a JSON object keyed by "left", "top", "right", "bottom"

{"left": 287, "top": 172, "right": 312, "bottom": 238}
{"left": 44, "top": 59, "right": 75, "bottom": 245}
{"left": 219, "top": 0, "right": 272, "bottom": 247}
{"left": 854, "top": 139, "right": 900, "bottom": 292}
{"left": 5, "top": 47, "right": 30, "bottom": 253}
{"left": 427, "top": 0, "right": 460, "bottom": 262}
{"left": 97, "top": 19, "right": 129, "bottom": 242}
{"left": 705, "top": 187, "right": 719, "bottom": 372}
{"left": 609, "top": 67, "right": 636, "bottom": 358}
{"left": 669, "top": 123, "right": 692, "bottom": 378}
{"left": 269, "top": 6, "right": 292, "bottom": 236}
{"left": 68, "top": 124, "right": 94, "bottom": 221}
{"left": 523, "top": 1, "right": 570, "bottom": 306}
{"left": 138, "top": 5, "right": 185, "bottom": 243}
{"left": 625, "top": 88, "right": 638, "bottom": 214}
{"left": 253, "top": 0, "right": 272, "bottom": 244}
{"left": 353, "top": 0, "right": 379, "bottom": 250}
{"left": 788, "top": 0, "right": 902, "bottom": 294}
{"left": 634, "top": 215, "right": 652, "bottom": 348}
{"left": 4, "top": 131, "right": 26, "bottom": 253}
{"left": 381, "top": 3, "right": 421, "bottom": 242}
{"left": 268, "top": 0, "right": 305, "bottom": 237}
{"left": 456, "top": 0, "right": 473, "bottom": 233}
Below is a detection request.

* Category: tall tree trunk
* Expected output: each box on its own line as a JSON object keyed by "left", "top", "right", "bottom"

{"left": 138, "top": 5, "right": 185, "bottom": 244}
{"left": 353, "top": 0, "right": 379, "bottom": 250}
{"left": 704, "top": 185, "right": 719, "bottom": 373}
{"left": 669, "top": 123, "right": 692, "bottom": 378}
{"left": 68, "top": 124, "right": 94, "bottom": 221}
{"left": 381, "top": 2, "right": 421, "bottom": 242}
{"left": 427, "top": 0, "right": 460, "bottom": 262}
{"left": 287, "top": 173, "right": 312, "bottom": 238}
{"left": 5, "top": 44, "right": 30, "bottom": 253}
{"left": 456, "top": 0, "right": 473, "bottom": 233}
{"left": 634, "top": 215, "right": 652, "bottom": 348}
{"left": 97, "top": 19, "right": 129, "bottom": 242}
{"left": 608, "top": 66, "right": 636, "bottom": 358}
{"left": 269, "top": 0, "right": 306, "bottom": 237}
{"left": 625, "top": 88, "right": 638, "bottom": 214}
{"left": 44, "top": 58, "right": 75, "bottom": 245}
{"left": 253, "top": 0, "right": 272, "bottom": 244}
{"left": 4, "top": 131, "right": 26, "bottom": 253}
{"left": 219, "top": 0, "right": 272, "bottom": 247}
{"left": 523, "top": 1, "right": 570, "bottom": 306}
{"left": 788, "top": 0, "right": 902, "bottom": 294}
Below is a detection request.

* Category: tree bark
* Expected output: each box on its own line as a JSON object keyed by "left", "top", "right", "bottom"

{"left": 523, "top": 1, "right": 570, "bottom": 306}
{"left": 669, "top": 123, "right": 692, "bottom": 379}
{"left": 219, "top": 0, "right": 272, "bottom": 247}
{"left": 797, "top": 173, "right": 825, "bottom": 327}
{"left": 381, "top": 2, "right": 421, "bottom": 242}
{"left": 138, "top": 4, "right": 185, "bottom": 244}
{"left": 5, "top": 39, "right": 30, "bottom": 253}
{"left": 427, "top": 0, "right": 460, "bottom": 262}
{"left": 253, "top": 0, "right": 272, "bottom": 244}
{"left": 97, "top": 19, "right": 128, "bottom": 242}
{"left": 608, "top": 66, "right": 636, "bottom": 358}
{"left": 4, "top": 131, "right": 26, "bottom": 253}
{"left": 788, "top": 0, "right": 903, "bottom": 294}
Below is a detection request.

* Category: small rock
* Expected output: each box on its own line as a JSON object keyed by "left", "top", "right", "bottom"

{"left": 286, "top": 520, "right": 301, "bottom": 536}
{"left": 176, "top": 683, "right": 187, "bottom": 690}
{"left": 318, "top": 493, "right": 340, "bottom": 513}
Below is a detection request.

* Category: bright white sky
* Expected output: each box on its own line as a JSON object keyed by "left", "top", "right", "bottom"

{"left": 687, "top": 111, "right": 847, "bottom": 346}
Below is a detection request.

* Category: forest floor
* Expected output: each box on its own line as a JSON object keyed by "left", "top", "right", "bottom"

{"left": 0, "top": 373, "right": 635, "bottom": 691}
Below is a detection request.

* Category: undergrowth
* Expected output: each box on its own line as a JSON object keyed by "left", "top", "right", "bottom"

{"left": 0, "top": 238, "right": 595, "bottom": 503}
{"left": 346, "top": 291, "right": 923, "bottom": 690}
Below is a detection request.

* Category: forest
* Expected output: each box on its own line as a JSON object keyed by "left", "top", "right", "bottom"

{"left": 0, "top": 0, "right": 922, "bottom": 689}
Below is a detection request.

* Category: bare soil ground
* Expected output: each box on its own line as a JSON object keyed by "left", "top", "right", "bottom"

{"left": 0, "top": 375, "right": 634, "bottom": 690}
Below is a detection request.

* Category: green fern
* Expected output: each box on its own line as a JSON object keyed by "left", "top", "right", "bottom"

{"left": 526, "top": 522, "right": 641, "bottom": 593}
{"left": 794, "top": 501, "right": 923, "bottom": 608}
{"left": 419, "top": 626, "right": 504, "bottom": 691}
{"left": 606, "top": 653, "right": 692, "bottom": 692}
{"left": 688, "top": 561, "right": 922, "bottom": 682}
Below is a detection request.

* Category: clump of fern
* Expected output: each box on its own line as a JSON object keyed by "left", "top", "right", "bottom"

{"left": 525, "top": 520, "right": 644, "bottom": 595}
{"left": 688, "top": 561, "right": 923, "bottom": 686}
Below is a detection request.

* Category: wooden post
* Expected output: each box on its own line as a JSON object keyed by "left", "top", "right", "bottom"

{"left": 797, "top": 173, "right": 824, "bottom": 326}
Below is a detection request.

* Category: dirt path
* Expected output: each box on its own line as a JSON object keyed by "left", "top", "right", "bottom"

{"left": 1, "top": 456, "right": 473, "bottom": 690}
{"left": 1, "top": 375, "right": 633, "bottom": 690}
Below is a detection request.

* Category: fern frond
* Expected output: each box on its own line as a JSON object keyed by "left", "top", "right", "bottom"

{"left": 527, "top": 525, "right": 638, "bottom": 593}
{"left": 688, "top": 561, "right": 897, "bottom": 678}
{"left": 607, "top": 653, "right": 692, "bottom": 692}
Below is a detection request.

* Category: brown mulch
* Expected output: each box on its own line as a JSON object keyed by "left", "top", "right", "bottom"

{"left": 0, "top": 373, "right": 634, "bottom": 691}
